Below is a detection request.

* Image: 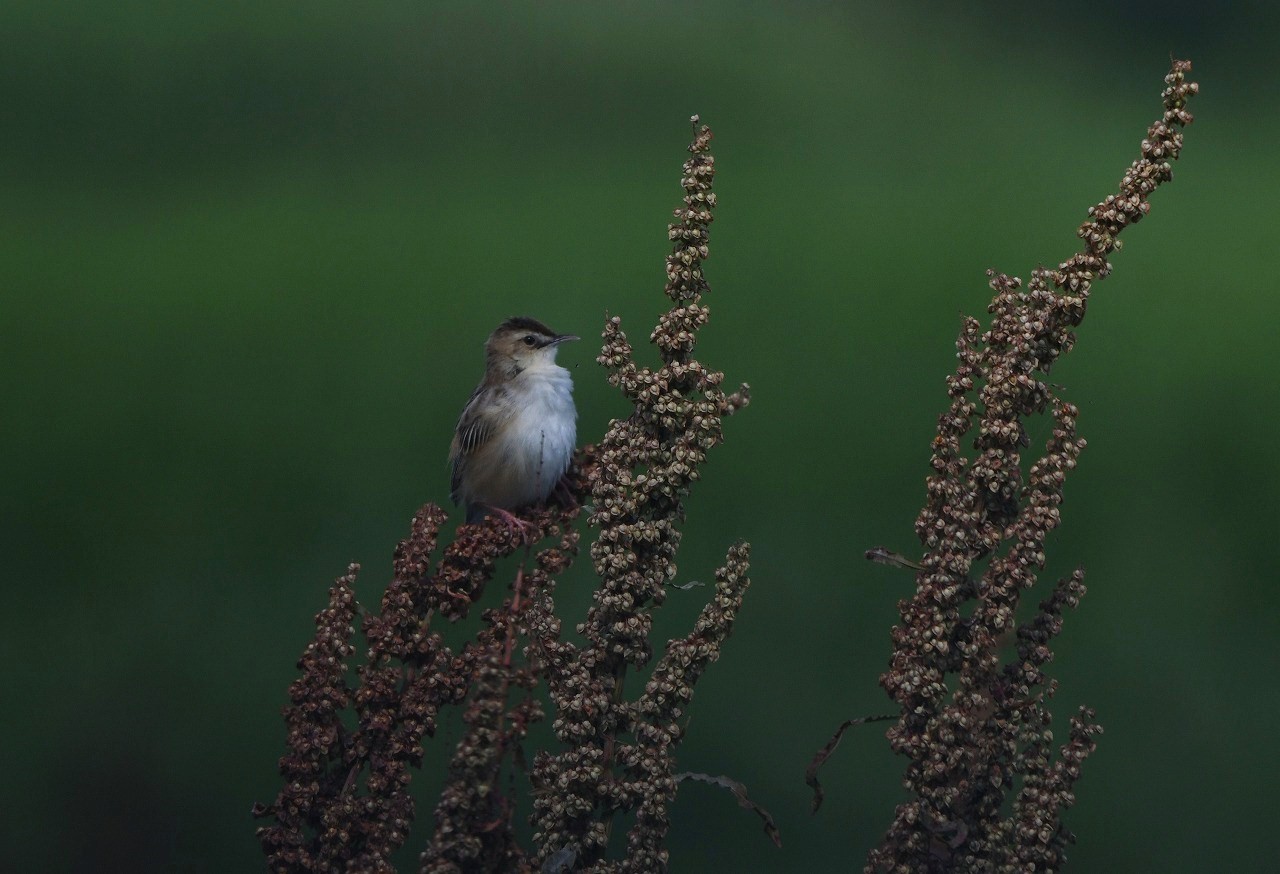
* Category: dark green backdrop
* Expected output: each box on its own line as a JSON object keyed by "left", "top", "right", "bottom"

{"left": 5, "top": 2, "right": 1277, "bottom": 871}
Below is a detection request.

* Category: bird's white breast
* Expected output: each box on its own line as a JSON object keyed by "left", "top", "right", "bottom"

{"left": 489, "top": 363, "right": 576, "bottom": 506}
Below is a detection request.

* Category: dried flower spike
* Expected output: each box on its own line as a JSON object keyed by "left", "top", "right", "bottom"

{"left": 864, "top": 59, "right": 1197, "bottom": 873}
{"left": 530, "top": 118, "right": 755, "bottom": 872}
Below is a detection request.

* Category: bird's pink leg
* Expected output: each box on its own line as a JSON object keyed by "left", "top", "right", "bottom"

{"left": 478, "top": 504, "right": 539, "bottom": 543}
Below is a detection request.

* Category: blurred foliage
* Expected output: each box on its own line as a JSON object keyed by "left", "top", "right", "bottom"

{"left": 3, "top": 2, "right": 1277, "bottom": 871}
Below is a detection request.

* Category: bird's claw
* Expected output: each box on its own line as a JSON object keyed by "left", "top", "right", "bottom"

{"left": 482, "top": 505, "right": 540, "bottom": 545}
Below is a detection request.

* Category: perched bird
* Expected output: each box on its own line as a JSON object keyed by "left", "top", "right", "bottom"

{"left": 449, "top": 316, "right": 579, "bottom": 527}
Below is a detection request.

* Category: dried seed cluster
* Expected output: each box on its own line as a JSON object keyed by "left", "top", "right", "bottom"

{"left": 421, "top": 518, "right": 581, "bottom": 873}
{"left": 252, "top": 565, "right": 359, "bottom": 870}
{"left": 868, "top": 61, "right": 1197, "bottom": 872}
{"left": 530, "top": 119, "right": 752, "bottom": 873}
{"left": 255, "top": 495, "right": 584, "bottom": 873}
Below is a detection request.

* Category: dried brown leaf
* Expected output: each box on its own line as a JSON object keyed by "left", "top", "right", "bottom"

{"left": 676, "top": 771, "right": 781, "bottom": 848}
{"left": 806, "top": 715, "right": 896, "bottom": 813}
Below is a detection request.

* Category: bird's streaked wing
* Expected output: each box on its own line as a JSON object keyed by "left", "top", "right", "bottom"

{"left": 449, "top": 384, "right": 506, "bottom": 502}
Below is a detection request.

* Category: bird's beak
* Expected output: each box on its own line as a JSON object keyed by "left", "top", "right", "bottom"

{"left": 550, "top": 334, "right": 580, "bottom": 346}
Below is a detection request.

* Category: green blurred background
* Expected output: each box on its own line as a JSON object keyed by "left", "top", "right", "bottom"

{"left": 5, "top": 1, "right": 1277, "bottom": 871}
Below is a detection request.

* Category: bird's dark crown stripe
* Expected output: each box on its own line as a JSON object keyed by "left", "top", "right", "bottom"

{"left": 499, "top": 316, "right": 557, "bottom": 336}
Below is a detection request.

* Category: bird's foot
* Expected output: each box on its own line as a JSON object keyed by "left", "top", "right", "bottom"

{"left": 480, "top": 504, "right": 540, "bottom": 545}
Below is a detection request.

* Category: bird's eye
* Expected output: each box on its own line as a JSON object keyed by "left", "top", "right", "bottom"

{"left": 522, "top": 335, "right": 537, "bottom": 347}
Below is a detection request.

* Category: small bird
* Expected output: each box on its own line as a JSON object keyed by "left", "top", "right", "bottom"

{"left": 449, "top": 316, "right": 579, "bottom": 528}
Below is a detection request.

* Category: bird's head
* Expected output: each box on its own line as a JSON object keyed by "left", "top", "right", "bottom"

{"left": 485, "top": 316, "right": 579, "bottom": 376}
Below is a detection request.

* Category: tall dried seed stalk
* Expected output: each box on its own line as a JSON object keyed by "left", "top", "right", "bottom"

{"left": 529, "top": 117, "right": 752, "bottom": 872}
{"left": 865, "top": 59, "right": 1198, "bottom": 873}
